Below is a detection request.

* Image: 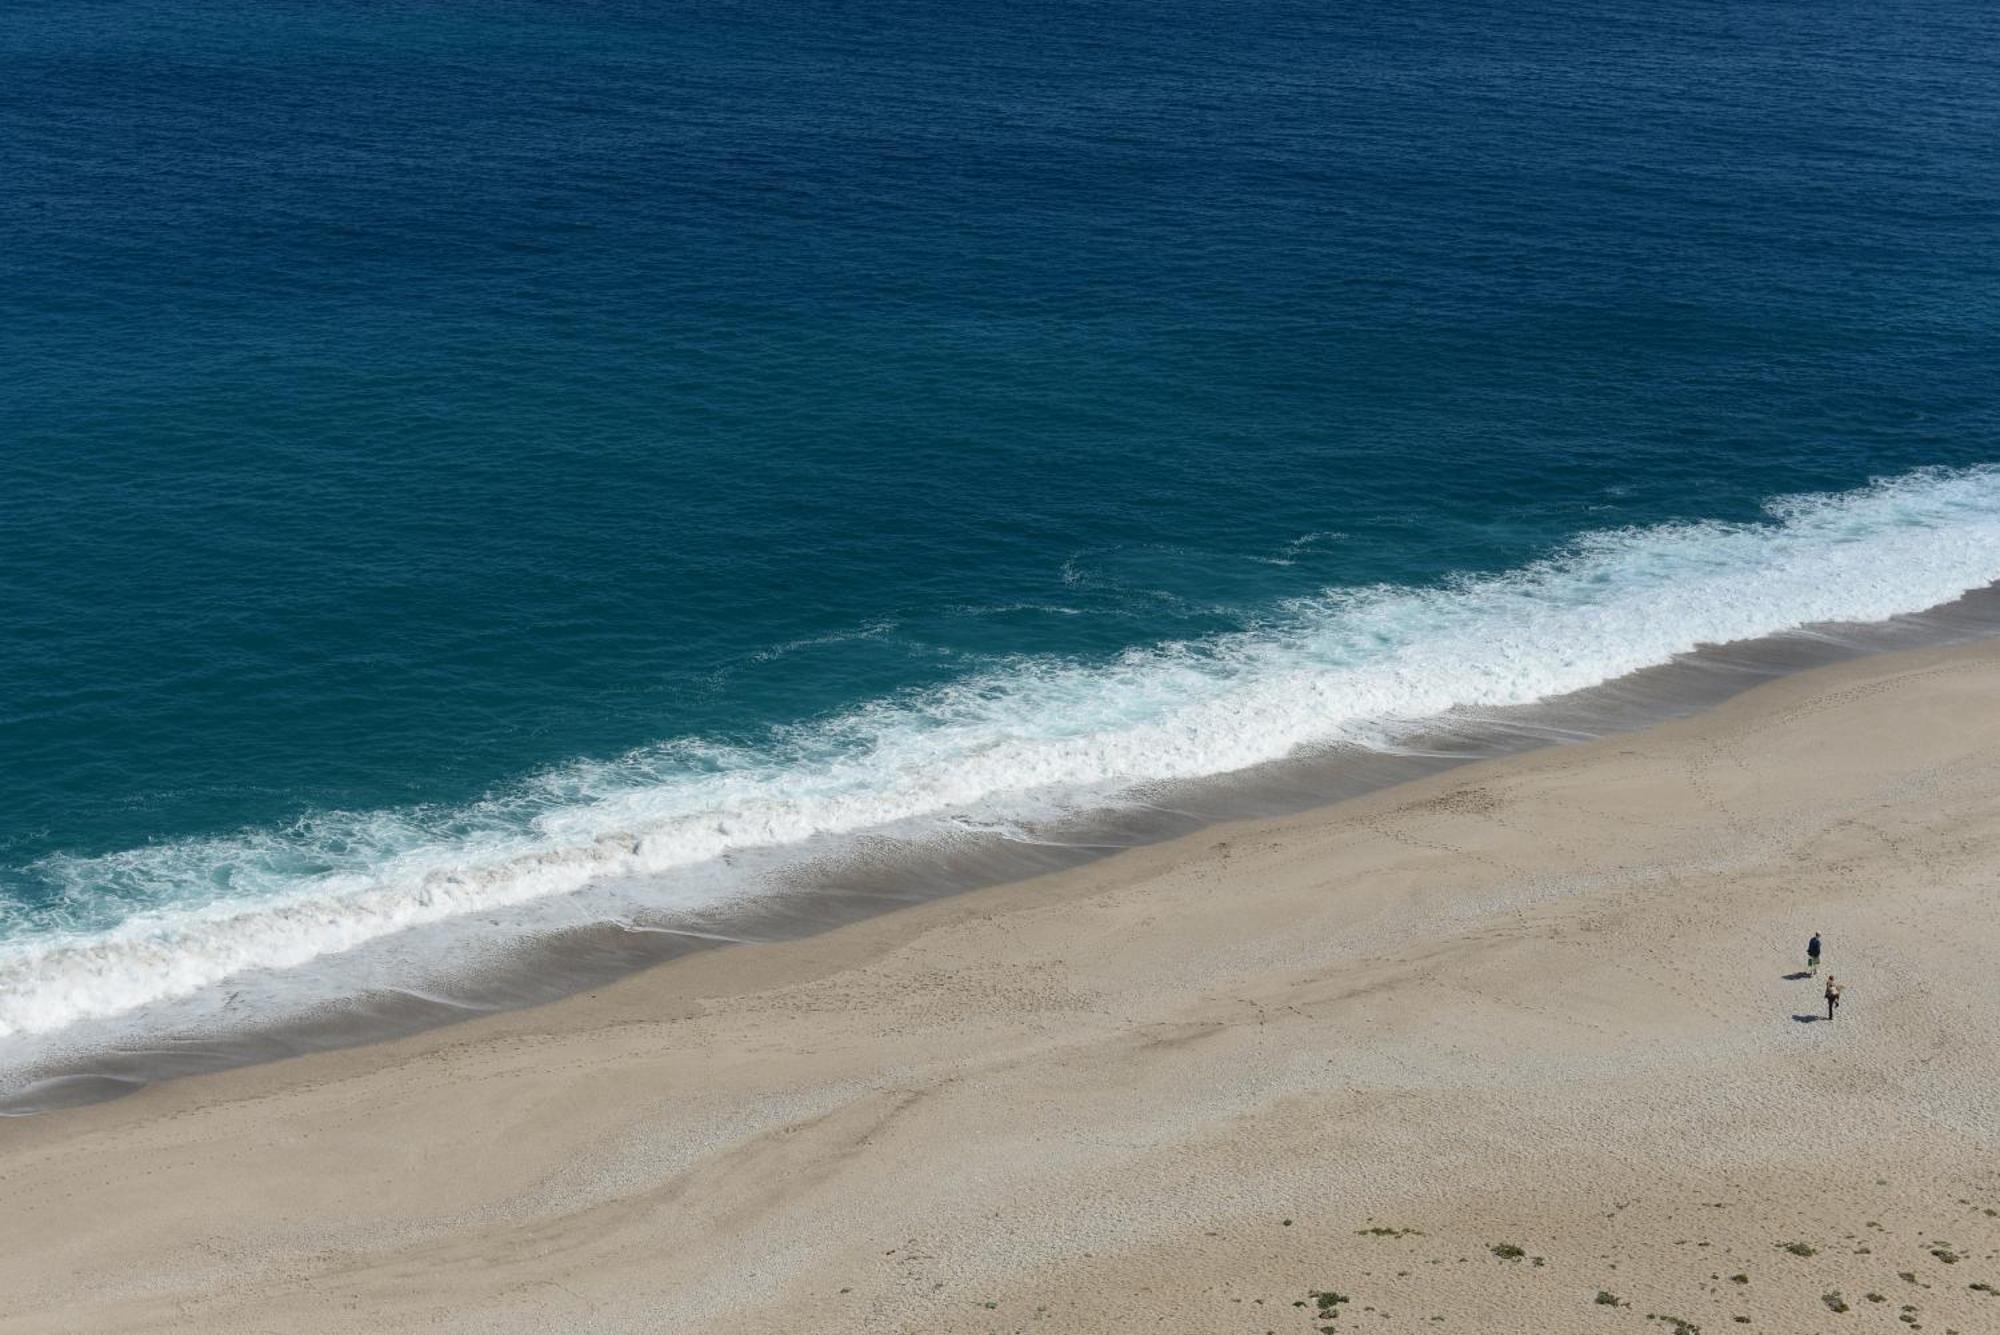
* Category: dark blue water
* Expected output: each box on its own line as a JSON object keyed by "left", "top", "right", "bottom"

{"left": 4, "top": 0, "right": 2000, "bottom": 1041}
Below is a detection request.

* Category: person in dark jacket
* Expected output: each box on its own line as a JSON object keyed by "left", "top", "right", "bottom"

{"left": 1807, "top": 932, "right": 1822, "bottom": 976}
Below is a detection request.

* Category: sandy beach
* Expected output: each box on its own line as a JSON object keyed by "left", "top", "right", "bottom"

{"left": 3, "top": 640, "right": 1998, "bottom": 1334}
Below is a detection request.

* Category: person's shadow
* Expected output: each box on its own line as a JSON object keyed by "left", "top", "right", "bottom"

{"left": 1782, "top": 971, "right": 1814, "bottom": 981}
{"left": 1791, "top": 1014, "right": 1823, "bottom": 1023}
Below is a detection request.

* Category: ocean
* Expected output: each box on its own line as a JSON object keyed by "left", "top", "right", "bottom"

{"left": 4, "top": 0, "right": 2000, "bottom": 1100}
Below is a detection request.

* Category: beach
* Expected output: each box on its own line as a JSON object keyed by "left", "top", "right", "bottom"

{"left": 0, "top": 640, "right": 1995, "bottom": 1333}
{"left": 9, "top": 2, "right": 2000, "bottom": 1330}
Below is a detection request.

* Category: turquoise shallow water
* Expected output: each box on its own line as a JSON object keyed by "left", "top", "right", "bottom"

{"left": 4, "top": 0, "right": 2000, "bottom": 1044}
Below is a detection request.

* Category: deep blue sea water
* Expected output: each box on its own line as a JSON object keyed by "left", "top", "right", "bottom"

{"left": 4, "top": 0, "right": 2000, "bottom": 1046}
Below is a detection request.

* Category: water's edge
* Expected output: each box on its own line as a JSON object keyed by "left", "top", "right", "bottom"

{"left": 6, "top": 583, "right": 1997, "bottom": 1116}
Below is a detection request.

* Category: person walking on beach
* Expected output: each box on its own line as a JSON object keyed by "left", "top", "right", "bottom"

{"left": 1825, "top": 975, "right": 1842, "bottom": 1021}
{"left": 1807, "top": 932, "right": 1822, "bottom": 976}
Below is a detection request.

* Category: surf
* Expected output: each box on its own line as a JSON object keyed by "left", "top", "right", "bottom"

{"left": 7, "top": 463, "right": 2000, "bottom": 1041}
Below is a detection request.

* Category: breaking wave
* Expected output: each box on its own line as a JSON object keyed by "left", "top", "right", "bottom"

{"left": 7, "top": 465, "right": 2000, "bottom": 1038}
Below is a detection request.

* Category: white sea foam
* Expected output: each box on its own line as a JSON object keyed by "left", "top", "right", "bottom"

{"left": 8, "top": 465, "right": 2000, "bottom": 1039}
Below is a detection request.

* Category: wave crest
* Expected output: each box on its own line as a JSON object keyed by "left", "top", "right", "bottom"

{"left": 8, "top": 465, "right": 2000, "bottom": 1038}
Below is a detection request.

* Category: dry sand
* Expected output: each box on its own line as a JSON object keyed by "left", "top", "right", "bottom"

{"left": 3, "top": 642, "right": 1999, "bottom": 1334}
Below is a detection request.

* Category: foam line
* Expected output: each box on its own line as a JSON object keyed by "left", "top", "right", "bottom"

{"left": 6, "top": 465, "right": 2000, "bottom": 1037}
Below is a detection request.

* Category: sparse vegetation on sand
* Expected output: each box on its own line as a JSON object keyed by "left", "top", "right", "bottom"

{"left": 1261, "top": 1188, "right": 1996, "bottom": 1334}
{"left": 1301, "top": 1287, "right": 1350, "bottom": 1334}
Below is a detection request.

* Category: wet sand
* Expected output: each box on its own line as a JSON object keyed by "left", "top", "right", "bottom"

{"left": 2, "top": 641, "right": 1998, "bottom": 1333}
{"left": 13, "top": 585, "right": 2000, "bottom": 1113}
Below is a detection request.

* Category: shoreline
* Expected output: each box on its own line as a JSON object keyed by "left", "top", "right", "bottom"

{"left": 9, "top": 583, "right": 2000, "bottom": 1112}
{"left": 2, "top": 639, "right": 1999, "bottom": 1331}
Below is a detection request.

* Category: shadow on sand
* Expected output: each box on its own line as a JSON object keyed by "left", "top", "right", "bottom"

{"left": 1782, "top": 970, "right": 1815, "bottom": 981}
{"left": 1791, "top": 1014, "right": 1824, "bottom": 1024}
